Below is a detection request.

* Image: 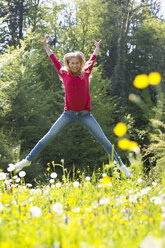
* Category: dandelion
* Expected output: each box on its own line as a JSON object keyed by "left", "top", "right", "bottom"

{"left": 148, "top": 72, "right": 161, "bottom": 85}
{"left": 73, "top": 181, "right": 80, "bottom": 187}
{"left": 152, "top": 182, "right": 157, "bottom": 187}
{"left": 51, "top": 202, "right": 63, "bottom": 216}
{"left": 113, "top": 122, "right": 127, "bottom": 137}
{"left": 139, "top": 235, "right": 162, "bottom": 248}
{"left": 7, "top": 164, "right": 15, "bottom": 172}
{"left": 102, "top": 173, "right": 107, "bottom": 177}
{"left": 50, "top": 172, "right": 57, "bottom": 179}
{"left": 140, "top": 187, "right": 151, "bottom": 195}
{"left": 0, "top": 202, "right": 4, "bottom": 211}
{"left": 133, "top": 74, "right": 149, "bottom": 89}
{"left": 118, "top": 138, "right": 130, "bottom": 150}
{"left": 150, "top": 197, "right": 162, "bottom": 205}
{"left": 49, "top": 179, "right": 55, "bottom": 184}
{"left": 85, "top": 176, "right": 90, "bottom": 181}
{"left": 0, "top": 172, "right": 6, "bottom": 180}
{"left": 29, "top": 206, "right": 42, "bottom": 217}
{"left": 15, "top": 178, "right": 21, "bottom": 183}
{"left": 99, "top": 197, "right": 110, "bottom": 205}
{"left": 19, "top": 171, "right": 26, "bottom": 178}
{"left": 137, "top": 178, "right": 143, "bottom": 183}
{"left": 56, "top": 182, "right": 62, "bottom": 188}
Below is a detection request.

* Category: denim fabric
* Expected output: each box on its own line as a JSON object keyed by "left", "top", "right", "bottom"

{"left": 26, "top": 110, "right": 123, "bottom": 166}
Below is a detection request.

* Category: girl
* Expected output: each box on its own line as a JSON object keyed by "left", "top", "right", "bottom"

{"left": 14, "top": 35, "right": 131, "bottom": 177}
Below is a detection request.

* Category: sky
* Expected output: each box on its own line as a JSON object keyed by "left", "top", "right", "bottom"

{"left": 160, "top": 0, "right": 165, "bottom": 17}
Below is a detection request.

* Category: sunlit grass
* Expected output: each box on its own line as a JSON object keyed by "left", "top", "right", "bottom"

{"left": 0, "top": 161, "right": 165, "bottom": 248}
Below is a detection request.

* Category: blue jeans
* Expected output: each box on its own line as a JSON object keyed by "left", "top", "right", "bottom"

{"left": 26, "top": 110, "right": 123, "bottom": 166}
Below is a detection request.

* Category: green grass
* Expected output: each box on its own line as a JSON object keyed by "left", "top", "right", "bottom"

{"left": 0, "top": 162, "right": 165, "bottom": 248}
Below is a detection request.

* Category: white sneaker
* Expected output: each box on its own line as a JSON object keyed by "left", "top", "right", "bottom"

{"left": 119, "top": 164, "right": 131, "bottom": 178}
{"left": 14, "top": 159, "right": 31, "bottom": 173}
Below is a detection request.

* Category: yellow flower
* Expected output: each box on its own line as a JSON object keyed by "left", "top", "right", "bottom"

{"left": 128, "top": 141, "right": 139, "bottom": 151}
{"left": 0, "top": 242, "right": 10, "bottom": 248}
{"left": 47, "top": 167, "right": 50, "bottom": 171}
{"left": 118, "top": 138, "right": 130, "bottom": 150}
{"left": 113, "top": 122, "right": 127, "bottom": 137}
{"left": 141, "top": 215, "right": 148, "bottom": 220}
{"left": 148, "top": 72, "right": 161, "bottom": 85}
{"left": 133, "top": 74, "right": 149, "bottom": 89}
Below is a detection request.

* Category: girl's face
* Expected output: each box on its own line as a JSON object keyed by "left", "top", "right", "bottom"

{"left": 68, "top": 57, "right": 81, "bottom": 75}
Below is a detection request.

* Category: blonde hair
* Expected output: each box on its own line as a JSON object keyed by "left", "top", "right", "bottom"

{"left": 61, "top": 51, "right": 85, "bottom": 74}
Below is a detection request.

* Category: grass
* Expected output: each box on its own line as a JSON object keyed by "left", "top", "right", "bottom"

{"left": 0, "top": 161, "right": 165, "bottom": 248}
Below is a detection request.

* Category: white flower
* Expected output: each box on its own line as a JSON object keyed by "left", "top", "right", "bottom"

{"left": 139, "top": 235, "right": 162, "bottom": 248}
{"left": 129, "top": 194, "right": 138, "bottom": 203}
{"left": 26, "top": 183, "right": 32, "bottom": 188}
{"left": 99, "top": 197, "right": 110, "bottom": 205}
{"left": 152, "top": 182, "right": 157, "bottom": 187}
{"left": 73, "top": 181, "right": 80, "bottom": 187}
{"left": 137, "top": 178, "right": 143, "bottom": 183}
{"left": 19, "top": 171, "right": 26, "bottom": 177}
{"left": 29, "top": 206, "right": 42, "bottom": 217}
{"left": 140, "top": 187, "right": 151, "bottom": 196}
{"left": 50, "top": 172, "right": 57, "bottom": 179}
{"left": 13, "top": 175, "right": 18, "bottom": 180}
{"left": 15, "top": 178, "right": 21, "bottom": 183}
{"left": 49, "top": 179, "right": 55, "bottom": 184}
{"left": 51, "top": 202, "right": 63, "bottom": 216}
{"left": 56, "top": 182, "right": 62, "bottom": 188}
{"left": 102, "top": 173, "right": 107, "bottom": 177}
{"left": 0, "top": 172, "right": 6, "bottom": 180}
{"left": 150, "top": 196, "right": 162, "bottom": 205}
{"left": 7, "top": 164, "right": 15, "bottom": 172}
{"left": 0, "top": 202, "right": 4, "bottom": 211}
{"left": 85, "top": 176, "right": 91, "bottom": 181}
{"left": 72, "top": 207, "right": 81, "bottom": 213}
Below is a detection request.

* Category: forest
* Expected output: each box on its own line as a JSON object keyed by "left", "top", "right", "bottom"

{"left": 0, "top": 0, "right": 165, "bottom": 183}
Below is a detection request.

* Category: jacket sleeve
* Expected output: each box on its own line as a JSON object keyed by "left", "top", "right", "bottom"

{"left": 49, "top": 53, "right": 63, "bottom": 76}
{"left": 84, "top": 54, "right": 96, "bottom": 74}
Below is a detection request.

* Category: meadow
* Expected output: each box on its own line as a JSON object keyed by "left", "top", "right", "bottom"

{"left": 0, "top": 159, "right": 165, "bottom": 248}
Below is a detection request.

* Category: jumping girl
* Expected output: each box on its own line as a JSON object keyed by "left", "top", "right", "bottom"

{"left": 14, "top": 35, "right": 131, "bottom": 177}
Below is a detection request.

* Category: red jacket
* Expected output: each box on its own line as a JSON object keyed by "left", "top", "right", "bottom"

{"left": 50, "top": 53, "right": 96, "bottom": 111}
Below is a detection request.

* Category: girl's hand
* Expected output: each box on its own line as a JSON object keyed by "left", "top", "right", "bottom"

{"left": 38, "top": 34, "right": 48, "bottom": 46}
{"left": 92, "top": 39, "right": 102, "bottom": 48}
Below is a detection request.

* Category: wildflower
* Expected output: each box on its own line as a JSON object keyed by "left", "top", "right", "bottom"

{"left": 139, "top": 235, "right": 162, "bottom": 248}
{"left": 50, "top": 172, "right": 57, "bottom": 179}
{"left": 99, "top": 197, "right": 110, "bottom": 205}
{"left": 152, "top": 182, "right": 157, "bottom": 187}
{"left": 85, "top": 176, "right": 90, "bottom": 181}
{"left": 113, "top": 122, "right": 127, "bottom": 137}
{"left": 47, "top": 167, "right": 50, "bottom": 171}
{"left": 29, "top": 206, "right": 42, "bottom": 217}
{"left": 26, "top": 183, "right": 32, "bottom": 188}
{"left": 19, "top": 171, "right": 26, "bottom": 178}
{"left": 133, "top": 74, "right": 149, "bottom": 89}
{"left": 0, "top": 172, "right": 6, "bottom": 180}
{"left": 118, "top": 138, "right": 130, "bottom": 150}
{"left": 73, "top": 181, "right": 80, "bottom": 187}
{"left": 137, "top": 178, "right": 143, "bottom": 183}
{"left": 51, "top": 202, "right": 63, "bottom": 216}
{"left": 56, "top": 182, "right": 62, "bottom": 188}
{"left": 140, "top": 187, "right": 151, "bottom": 196}
{"left": 150, "top": 197, "right": 162, "bottom": 205}
{"left": 101, "top": 176, "right": 112, "bottom": 187}
{"left": 0, "top": 202, "right": 4, "bottom": 211}
{"left": 49, "top": 179, "right": 55, "bottom": 184}
{"left": 15, "top": 178, "right": 21, "bottom": 183}
{"left": 7, "top": 164, "right": 15, "bottom": 172}
{"left": 72, "top": 207, "right": 81, "bottom": 213}
{"left": 148, "top": 72, "right": 161, "bottom": 85}
{"left": 102, "top": 173, "right": 107, "bottom": 177}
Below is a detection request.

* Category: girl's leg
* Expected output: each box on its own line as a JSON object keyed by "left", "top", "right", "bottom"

{"left": 78, "top": 112, "right": 123, "bottom": 166}
{"left": 26, "top": 111, "right": 75, "bottom": 161}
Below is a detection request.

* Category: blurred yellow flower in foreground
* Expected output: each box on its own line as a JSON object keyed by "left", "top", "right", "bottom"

{"left": 113, "top": 122, "right": 127, "bottom": 137}
{"left": 118, "top": 138, "right": 130, "bottom": 150}
{"left": 148, "top": 72, "right": 161, "bottom": 85}
{"left": 133, "top": 74, "right": 149, "bottom": 89}
{"left": 118, "top": 139, "right": 139, "bottom": 152}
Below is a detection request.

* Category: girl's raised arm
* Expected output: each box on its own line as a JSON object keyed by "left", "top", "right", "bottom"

{"left": 39, "top": 35, "right": 53, "bottom": 57}
{"left": 92, "top": 39, "right": 102, "bottom": 55}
